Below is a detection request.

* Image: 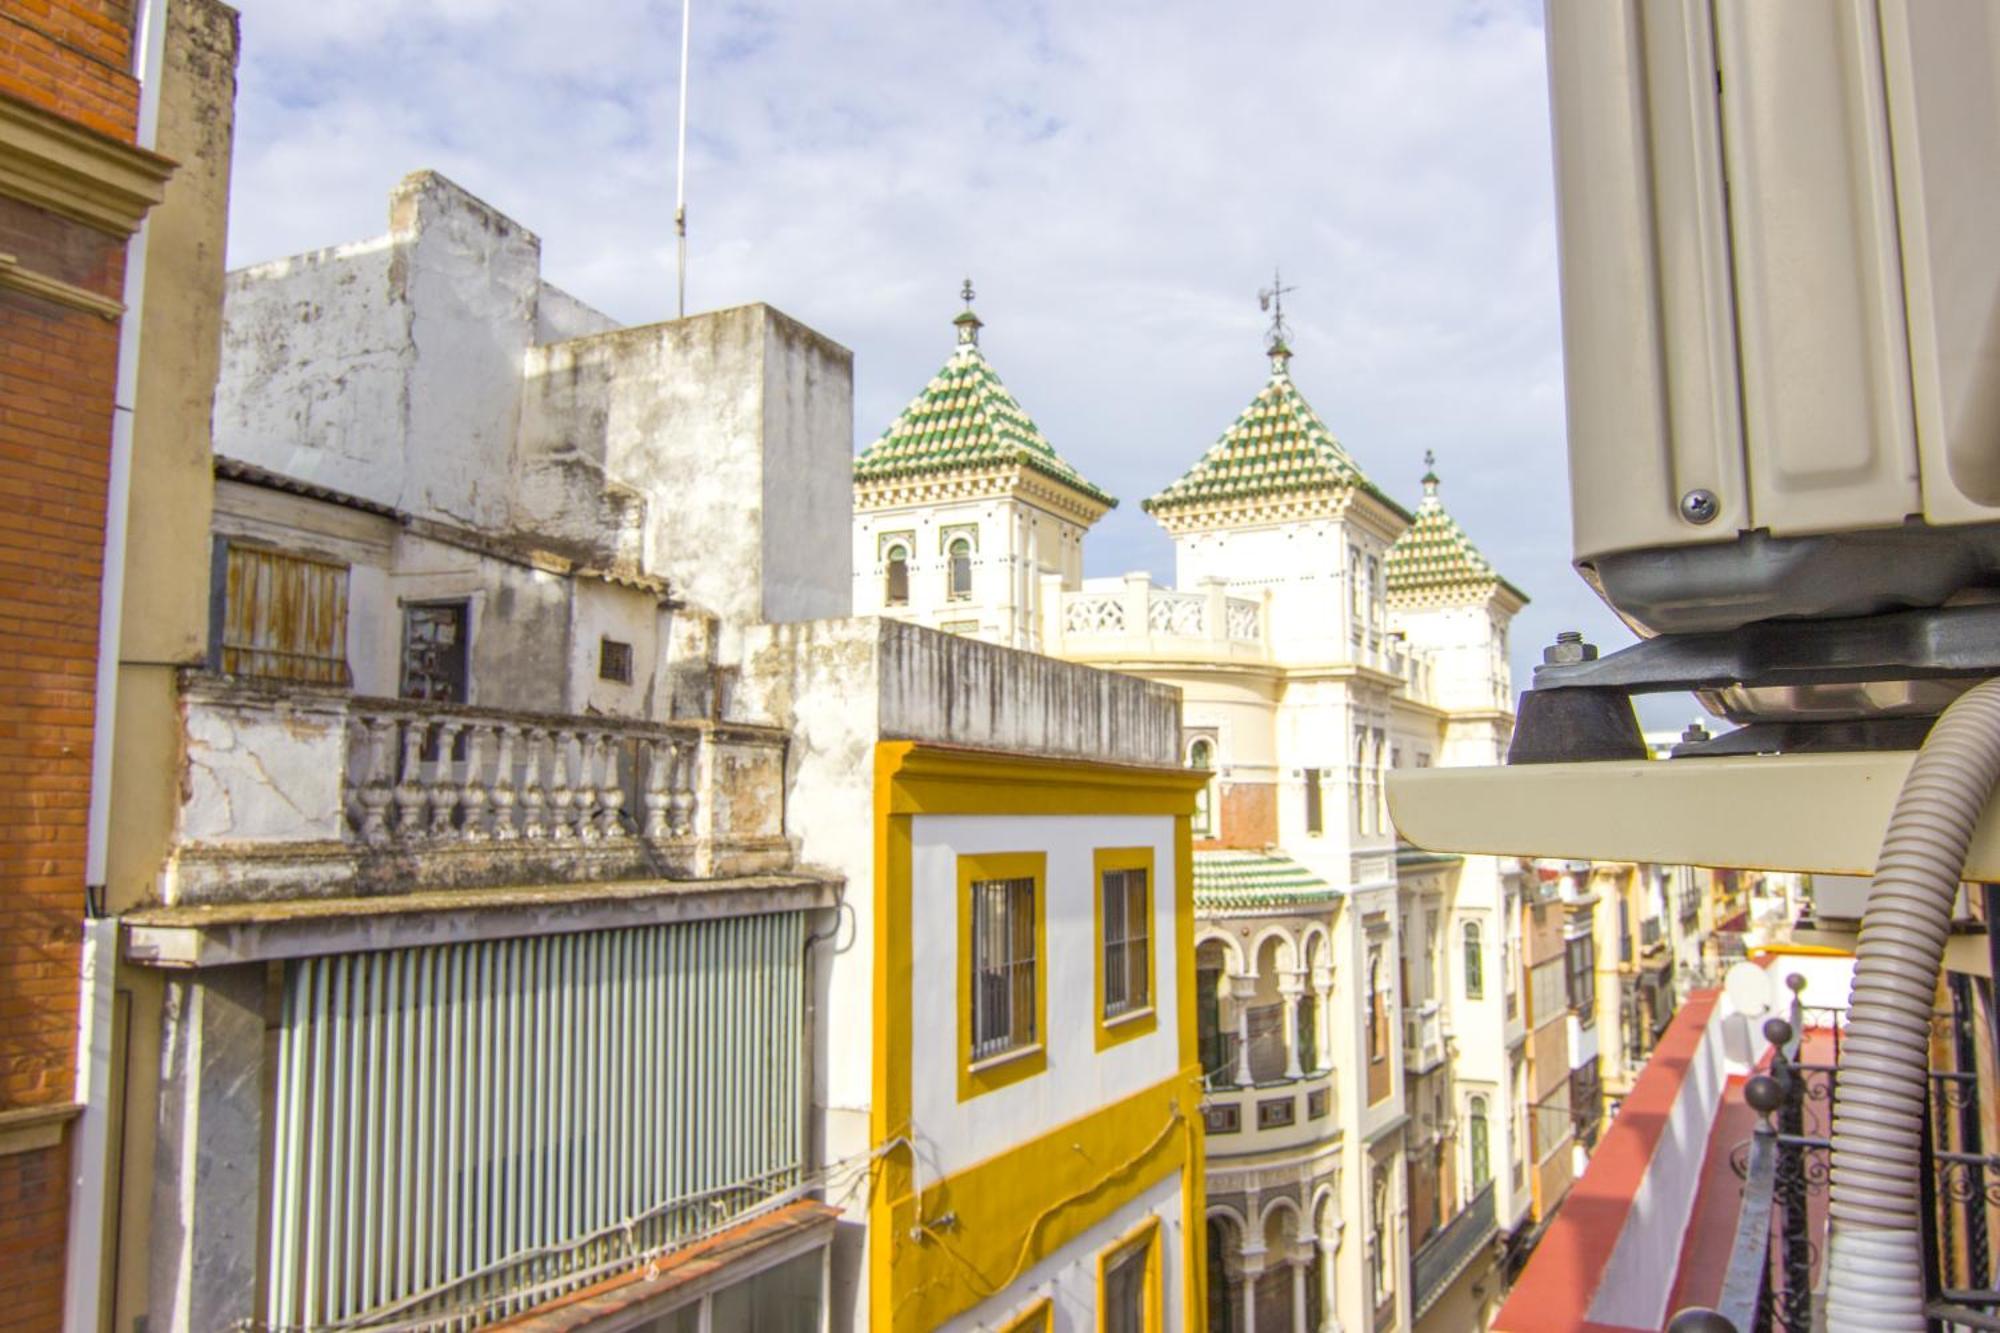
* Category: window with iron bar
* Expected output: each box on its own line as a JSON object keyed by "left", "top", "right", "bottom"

{"left": 1101, "top": 867, "right": 1151, "bottom": 1018}
{"left": 972, "top": 876, "right": 1038, "bottom": 1062}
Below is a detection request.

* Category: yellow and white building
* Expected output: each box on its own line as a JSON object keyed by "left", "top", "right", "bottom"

{"left": 742, "top": 617, "right": 1210, "bottom": 1332}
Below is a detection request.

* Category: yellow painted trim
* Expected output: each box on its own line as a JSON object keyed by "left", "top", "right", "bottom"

{"left": 1093, "top": 845, "right": 1159, "bottom": 1052}
{"left": 958, "top": 851, "right": 1051, "bottom": 1101}
{"left": 1174, "top": 812, "right": 1205, "bottom": 1324}
{"left": 1096, "top": 1214, "right": 1163, "bottom": 1333}
{"left": 996, "top": 1296, "right": 1053, "bottom": 1333}
{"left": 884, "top": 743, "right": 1205, "bottom": 819}
{"left": 871, "top": 747, "right": 912, "bottom": 1333}
{"left": 882, "top": 1069, "right": 1197, "bottom": 1332}
{"left": 0, "top": 90, "right": 174, "bottom": 236}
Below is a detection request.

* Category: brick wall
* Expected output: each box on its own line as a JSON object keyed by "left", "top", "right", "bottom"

{"left": 0, "top": 1, "right": 138, "bottom": 139}
{"left": 0, "top": 4, "right": 139, "bottom": 1329}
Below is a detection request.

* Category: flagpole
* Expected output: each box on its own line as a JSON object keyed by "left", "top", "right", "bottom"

{"left": 675, "top": 0, "right": 691, "bottom": 318}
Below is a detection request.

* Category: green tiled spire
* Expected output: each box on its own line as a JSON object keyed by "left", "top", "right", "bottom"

{"left": 1143, "top": 345, "right": 1406, "bottom": 520}
{"left": 1385, "top": 459, "right": 1527, "bottom": 604}
{"left": 1193, "top": 849, "right": 1342, "bottom": 912}
{"left": 853, "top": 289, "right": 1116, "bottom": 510}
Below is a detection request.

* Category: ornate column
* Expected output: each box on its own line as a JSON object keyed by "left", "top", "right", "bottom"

{"left": 1279, "top": 971, "right": 1306, "bottom": 1079}
{"left": 1291, "top": 1255, "right": 1309, "bottom": 1333}
{"left": 1313, "top": 964, "right": 1335, "bottom": 1079}
{"left": 1230, "top": 973, "right": 1257, "bottom": 1086}
{"left": 1239, "top": 1242, "right": 1266, "bottom": 1333}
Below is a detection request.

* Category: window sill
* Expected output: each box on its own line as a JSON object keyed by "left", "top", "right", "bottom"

{"left": 969, "top": 1042, "right": 1044, "bottom": 1076}
{"left": 1102, "top": 1005, "right": 1154, "bottom": 1030}
{"left": 1096, "top": 1003, "right": 1159, "bottom": 1051}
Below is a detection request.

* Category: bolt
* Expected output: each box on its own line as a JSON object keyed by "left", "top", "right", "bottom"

{"left": 1541, "top": 631, "right": 1599, "bottom": 666}
{"left": 1680, "top": 489, "right": 1720, "bottom": 524}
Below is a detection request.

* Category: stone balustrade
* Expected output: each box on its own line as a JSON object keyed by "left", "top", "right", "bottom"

{"left": 167, "top": 673, "right": 792, "bottom": 905}
{"left": 1045, "top": 573, "right": 1269, "bottom": 664}
{"left": 344, "top": 701, "right": 697, "bottom": 848}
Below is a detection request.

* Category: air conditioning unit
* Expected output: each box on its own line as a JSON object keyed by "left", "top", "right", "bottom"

{"left": 1520, "top": 2, "right": 2000, "bottom": 760}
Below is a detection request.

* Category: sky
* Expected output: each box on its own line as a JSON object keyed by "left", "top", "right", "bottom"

{"left": 222, "top": 0, "right": 1700, "bottom": 731}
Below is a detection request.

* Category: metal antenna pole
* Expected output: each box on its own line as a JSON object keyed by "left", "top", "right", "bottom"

{"left": 675, "top": 0, "right": 692, "bottom": 318}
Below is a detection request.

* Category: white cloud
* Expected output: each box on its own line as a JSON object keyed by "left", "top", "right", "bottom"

{"left": 225, "top": 0, "right": 1696, "bottom": 728}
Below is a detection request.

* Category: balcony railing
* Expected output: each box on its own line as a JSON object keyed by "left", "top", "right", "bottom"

{"left": 168, "top": 673, "right": 792, "bottom": 903}
{"left": 1677, "top": 996, "right": 2000, "bottom": 1333}
{"left": 1405, "top": 1000, "right": 1447, "bottom": 1073}
{"left": 1051, "top": 577, "right": 1268, "bottom": 662}
{"left": 1412, "top": 1184, "right": 1497, "bottom": 1320}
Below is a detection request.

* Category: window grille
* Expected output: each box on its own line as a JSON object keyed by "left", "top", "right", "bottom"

{"left": 401, "top": 600, "right": 470, "bottom": 702}
{"left": 1246, "top": 1003, "right": 1288, "bottom": 1083}
{"left": 1103, "top": 1238, "right": 1149, "bottom": 1333}
{"left": 947, "top": 539, "right": 973, "bottom": 600}
{"left": 1470, "top": 1096, "right": 1492, "bottom": 1186}
{"left": 971, "top": 876, "right": 1037, "bottom": 1061}
{"left": 1565, "top": 935, "right": 1597, "bottom": 1017}
{"left": 1304, "top": 766, "right": 1323, "bottom": 834}
{"left": 215, "top": 541, "right": 352, "bottom": 685}
{"left": 598, "top": 637, "right": 633, "bottom": 683}
{"left": 1463, "top": 921, "right": 1485, "bottom": 1000}
{"left": 1101, "top": 867, "right": 1150, "bottom": 1018}
{"left": 885, "top": 546, "right": 909, "bottom": 606}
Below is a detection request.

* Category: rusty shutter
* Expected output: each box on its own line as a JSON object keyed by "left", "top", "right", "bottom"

{"left": 220, "top": 543, "right": 353, "bottom": 685}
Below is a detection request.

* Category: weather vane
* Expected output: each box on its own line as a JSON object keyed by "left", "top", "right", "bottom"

{"left": 1258, "top": 267, "right": 1297, "bottom": 351}
{"left": 1425, "top": 449, "right": 1436, "bottom": 469}
{"left": 961, "top": 277, "right": 976, "bottom": 311}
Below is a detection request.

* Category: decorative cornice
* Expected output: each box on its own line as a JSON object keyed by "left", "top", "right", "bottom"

{"left": 0, "top": 89, "right": 174, "bottom": 237}
{"left": 855, "top": 463, "right": 1113, "bottom": 527}
{"left": 0, "top": 1102, "right": 80, "bottom": 1156}
{"left": 0, "top": 250, "right": 121, "bottom": 317}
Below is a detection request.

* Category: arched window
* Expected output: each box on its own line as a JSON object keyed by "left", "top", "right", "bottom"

{"left": 1369, "top": 1166, "right": 1390, "bottom": 1307}
{"left": 1188, "top": 737, "right": 1214, "bottom": 838}
{"left": 1367, "top": 949, "right": 1384, "bottom": 1062}
{"left": 1206, "top": 1215, "right": 1238, "bottom": 1333}
{"left": 1470, "top": 1095, "right": 1492, "bottom": 1188}
{"left": 884, "top": 544, "right": 909, "bottom": 606}
{"left": 1463, "top": 921, "right": 1484, "bottom": 1000}
{"left": 948, "top": 538, "right": 972, "bottom": 600}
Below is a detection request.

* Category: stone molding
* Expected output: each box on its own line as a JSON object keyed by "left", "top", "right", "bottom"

{"left": 0, "top": 90, "right": 174, "bottom": 236}
{"left": 0, "top": 250, "right": 123, "bottom": 317}
{"left": 0, "top": 1101, "right": 80, "bottom": 1157}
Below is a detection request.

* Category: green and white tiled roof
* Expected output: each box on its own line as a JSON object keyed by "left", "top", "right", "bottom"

{"left": 1384, "top": 470, "right": 1528, "bottom": 604}
{"left": 853, "top": 310, "right": 1115, "bottom": 509}
{"left": 1142, "top": 346, "right": 1406, "bottom": 519}
{"left": 1194, "top": 849, "right": 1342, "bottom": 912}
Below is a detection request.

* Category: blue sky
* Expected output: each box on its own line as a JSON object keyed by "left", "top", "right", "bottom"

{"left": 223, "top": 0, "right": 1699, "bottom": 730}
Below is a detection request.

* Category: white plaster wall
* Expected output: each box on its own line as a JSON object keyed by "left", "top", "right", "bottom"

{"left": 855, "top": 494, "right": 1082, "bottom": 649}
{"left": 565, "top": 580, "right": 666, "bottom": 718}
{"left": 909, "top": 813, "right": 1181, "bottom": 1180}
{"left": 521, "top": 304, "right": 853, "bottom": 634}
{"left": 215, "top": 173, "right": 546, "bottom": 534}
{"left": 1390, "top": 600, "right": 1517, "bottom": 715}
{"left": 534, "top": 281, "right": 618, "bottom": 343}
{"left": 178, "top": 692, "right": 346, "bottom": 844}
{"left": 939, "top": 1169, "right": 1187, "bottom": 1333}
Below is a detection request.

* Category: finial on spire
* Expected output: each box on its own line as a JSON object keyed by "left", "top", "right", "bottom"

{"left": 1422, "top": 449, "right": 1440, "bottom": 498}
{"left": 1258, "top": 266, "right": 1297, "bottom": 365}
{"left": 953, "top": 276, "right": 982, "bottom": 347}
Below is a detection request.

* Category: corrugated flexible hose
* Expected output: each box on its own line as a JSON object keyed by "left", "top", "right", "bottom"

{"left": 1826, "top": 677, "right": 2000, "bottom": 1331}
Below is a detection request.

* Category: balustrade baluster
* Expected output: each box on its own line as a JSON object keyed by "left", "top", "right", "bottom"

{"left": 489, "top": 725, "right": 519, "bottom": 840}
{"left": 393, "top": 719, "right": 426, "bottom": 840}
{"left": 572, "top": 730, "right": 601, "bottom": 844}
{"left": 428, "top": 721, "right": 464, "bottom": 840}
{"left": 458, "top": 724, "right": 490, "bottom": 842}
{"left": 667, "top": 743, "right": 695, "bottom": 837}
{"left": 597, "top": 734, "right": 628, "bottom": 839}
{"left": 520, "top": 727, "right": 548, "bottom": 840}
{"left": 641, "top": 740, "right": 671, "bottom": 839}
{"left": 548, "top": 730, "right": 576, "bottom": 841}
{"left": 356, "top": 715, "right": 395, "bottom": 847}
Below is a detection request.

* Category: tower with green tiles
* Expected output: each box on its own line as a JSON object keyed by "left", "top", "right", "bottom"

{"left": 851, "top": 285, "right": 1115, "bottom": 651}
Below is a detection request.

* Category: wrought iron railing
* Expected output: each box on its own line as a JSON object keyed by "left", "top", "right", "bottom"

{"left": 1411, "top": 1184, "right": 1496, "bottom": 1319}
{"left": 1670, "top": 988, "right": 2000, "bottom": 1333}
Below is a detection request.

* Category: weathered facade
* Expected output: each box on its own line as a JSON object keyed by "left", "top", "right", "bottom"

{"left": 0, "top": 0, "right": 187, "bottom": 1327}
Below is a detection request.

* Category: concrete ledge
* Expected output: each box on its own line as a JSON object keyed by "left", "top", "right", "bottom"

{"left": 123, "top": 872, "right": 841, "bottom": 967}
{"left": 0, "top": 1102, "right": 80, "bottom": 1156}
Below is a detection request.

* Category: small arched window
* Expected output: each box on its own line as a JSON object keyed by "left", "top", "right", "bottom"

{"left": 948, "top": 538, "right": 972, "bottom": 600}
{"left": 1463, "top": 921, "right": 1484, "bottom": 1000}
{"left": 1188, "top": 738, "right": 1215, "bottom": 838}
{"left": 1470, "top": 1095, "right": 1491, "bottom": 1187}
{"left": 884, "top": 544, "right": 909, "bottom": 606}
